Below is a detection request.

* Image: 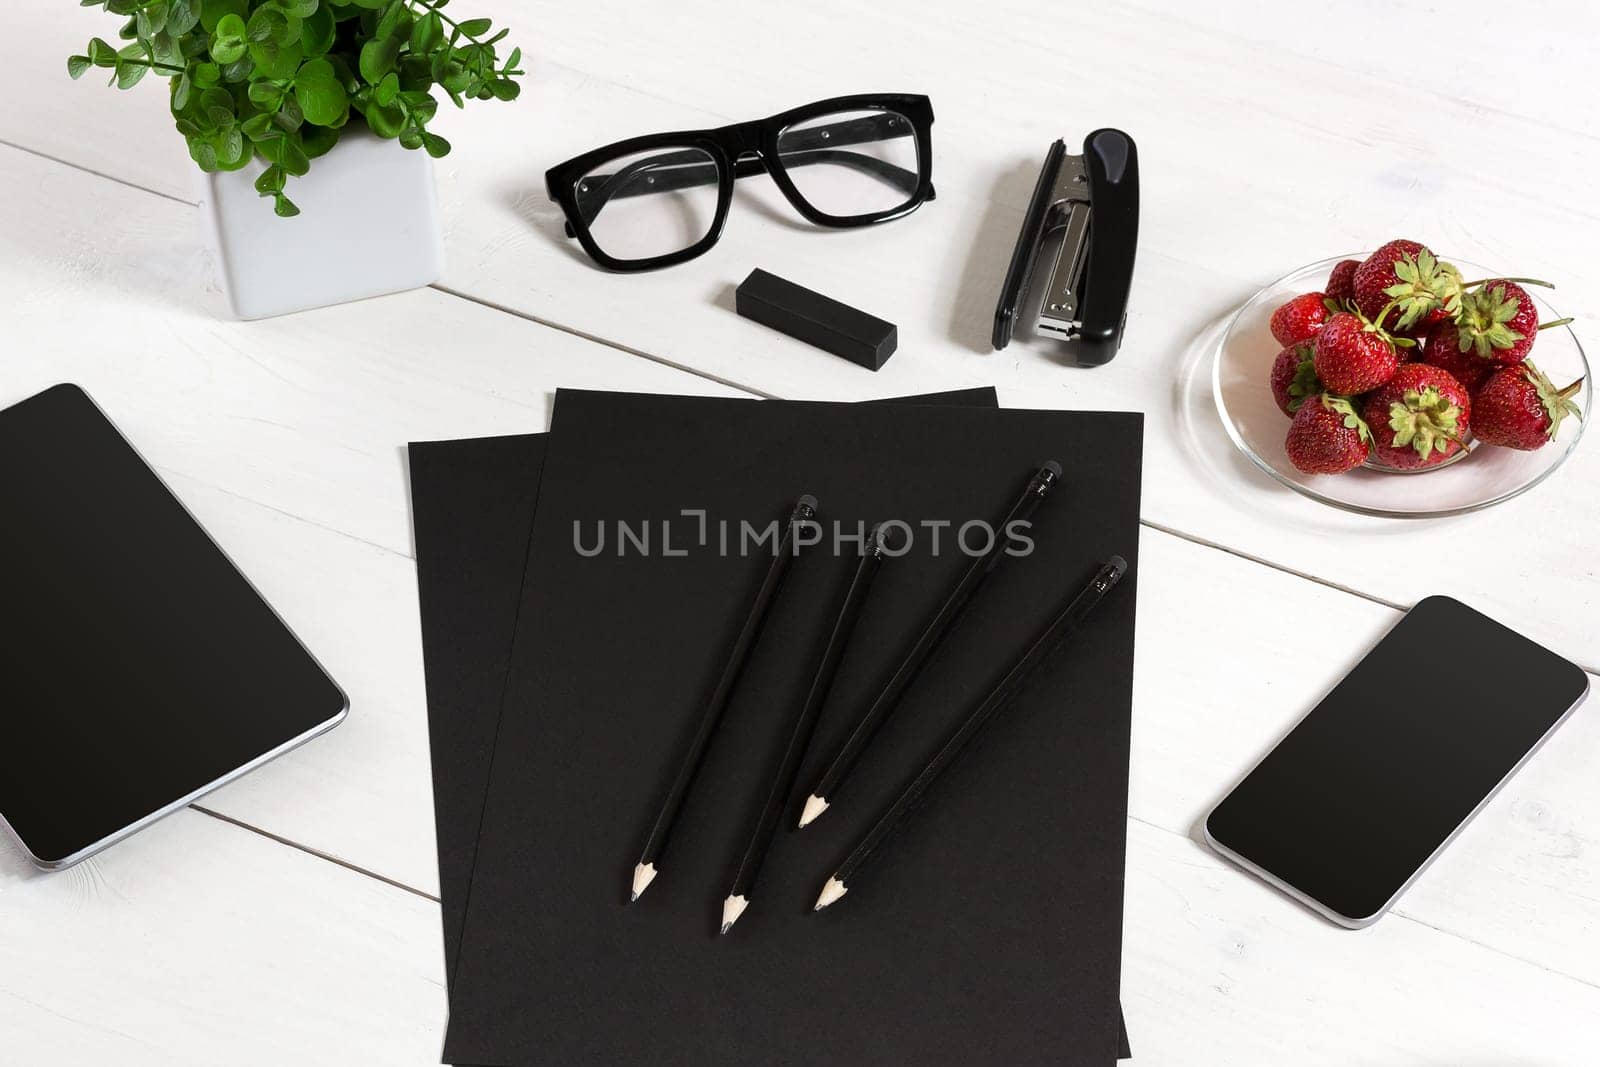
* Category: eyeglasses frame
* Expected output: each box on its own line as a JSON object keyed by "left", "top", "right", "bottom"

{"left": 544, "top": 93, "right": 937, "bottom": 272}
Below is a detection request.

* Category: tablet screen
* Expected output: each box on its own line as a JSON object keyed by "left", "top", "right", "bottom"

{"left": 0, "top": 385, "right": 347, "bottom": 868}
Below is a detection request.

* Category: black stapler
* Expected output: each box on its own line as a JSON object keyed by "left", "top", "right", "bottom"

{"left": 991, "top": 129, "right": 1139, "bottom": 365}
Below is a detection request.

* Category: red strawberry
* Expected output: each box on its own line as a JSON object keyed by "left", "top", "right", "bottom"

{"left": 1452, "top": 280, "right": 1539, "bottom": 364}
{"left": 1471, "top": 362, "right": 1583, "bottom": 450}
{"left": 1325, "top": 259, "right": 1360, "bottom": 303}
{"left": 1421, "top": 329, "right": 1494, "bottom": 392}
{"left": 1361, "top": 364, "right": 1472, "bottom": 469}
{"left": 1285, "top": 394, "right": 1373, "bottom": 474}
{"left": 1353, "top": 240, "right": 1463, "bottom": 332}
{"left": 1269, "top": 343, "right": 1320, "bottom": 417}
{"left": 1313, "top": 311, "right": 1402, "bottom": 394}
{"left": 1270, "top": 292, "right": 1333, "bottom": 347}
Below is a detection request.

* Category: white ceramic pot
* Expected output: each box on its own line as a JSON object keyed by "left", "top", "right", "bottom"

{"left": 197, "top": 127, "right": 444, "bottom": 320}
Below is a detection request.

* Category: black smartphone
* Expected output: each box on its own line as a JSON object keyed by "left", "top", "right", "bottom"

{"left": 1204, "top": 595, "right": 1588, "bottom": 928}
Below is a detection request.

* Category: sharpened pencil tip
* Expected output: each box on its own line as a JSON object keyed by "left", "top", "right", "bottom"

{"left": 720, "top": 894, "right": 748, "bottom": 934}
{"left": 630, "top": 862, "right": 657, "bottom": 902}
{"left": 814, "top": 877, "right": 848, "bottom": 911}
{"left": 797, "top": 794, "right": 829, "bottom": 828}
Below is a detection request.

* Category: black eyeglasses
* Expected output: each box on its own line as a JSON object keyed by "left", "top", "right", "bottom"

{"left": 545, "top": 94, "right": 936, "bottom": 272}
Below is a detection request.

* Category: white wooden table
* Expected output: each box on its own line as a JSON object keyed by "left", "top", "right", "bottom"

{"left": 4, "top": 2, "right": 1599, "bottom": 1062}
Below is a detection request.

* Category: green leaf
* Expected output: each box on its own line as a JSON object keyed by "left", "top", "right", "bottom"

{"left": 88, "top": 37, "right": 120, "bottom": 66}
{"left": 421, "top": 130, "right": 450, "bottom": 157}
{"left": 273, "top": 193, "right": 300, "bottom": 217}
{"left": 374, "top": 71, "right": 399, "bottom": 107}
{"left": 172, "top": 70, "right": 192, "bottom": 108}
{"left": 67, "top": 54, "right": 93, "bottom": 79}
{"left": 400, "top": 91, "right": 437, "bottom": 123}
{"left": 193, "top": 61, "right": 220, "bottom": 86}
{"left": 220, "top": 55, "right": 253, "bottom": 82}
{"left": 281, "top": 0, "right": 319, "bottom": 16}
{"left": 246, "top": 6, "right": 285, "bottom": 43}
{"left": 362, "top": 99, "right": 405, "bottom": 137}
{"left": 150, "top": 30, "right": 185, "bottom": 68}
{"left": 456, "top": 17, "right": 491, "bottom": 36}
{"left": 219, "top": 124, "right": 246, "bottom": 164}
{"left": 167, "top": 0, "right": 201, "bottom": 36}
{"left": 488, "top": 77, "right": 519, "bottom": 101}
{"left": 209, "top": 14, "right": 247, "bottom": 63}
{"left": 192, "top": 138, "right": 218, "bottom": 170}
{"left": 349, "top": 0, "right": 386, "bottom": 8}
{"left": 504, "top": 46, "right": 520, "bottom": 70}
{"left": 259, "top": 133, "right": 310, "bottom": 176}
{"left": 119, "top": 17, "right": 140, "bottom": 40}
{"left": 299, "top": 5, "right": 335, "bottom": 55}
{"left": 397, "top": 55, "right": 432, "bottom": 91}
{"left": 200, "top": 0, "right": 246, "bottom": 33}
{"left": 247, "top": 79, "right": 282, "bottom": 106}
{"left": 410, "top": 11, "right": 442, "bottom": 53}
{"left": 294, "top": 57, "right": 348, "bottom": 125}
{"left": 398, "top": 125, "right": 423, "bottom": 150}
{"left": 115, "top": 58, "right": 149, "bottom": 89}
{"left": 174, "top": 117, "right": 200, "bottom": 136}
{"left": 275, "top": 94, "right": 305, "bottom": 130}
{"left": 254, "top": 164, "right": 286, "bottom": 195}
{"left": 377, "top": 2, "right": 411, "bottom": 41}
{"left": 300, "top": 122, "right": 339, "bottom": 158}
{"left": 249, "top": 37, "right": 302, "bottom": 80}
{"left": 240, "top": 113, "right": 275, "bottom": 139}
{"left": 359, "top": 34, "right": 401, "bottom": 83}
{"left": 137, "top": 1, "right": 170, "bottom": 38}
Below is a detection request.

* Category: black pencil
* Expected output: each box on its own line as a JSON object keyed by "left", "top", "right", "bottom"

{"left": 797, "top": 461, "right": 1063, "bottom": 829}
{"left": 720, "top": 526, "right": 890, "bottom": 934}
{"left": 813, "top": 555, "right": 1127, "bottom": 912}
{"left": 629, "top": 493, "right": 819, "bottom": 903}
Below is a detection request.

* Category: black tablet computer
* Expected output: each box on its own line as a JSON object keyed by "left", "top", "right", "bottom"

{"left": 0, "top": 384, "right": 347, "bottom": 869}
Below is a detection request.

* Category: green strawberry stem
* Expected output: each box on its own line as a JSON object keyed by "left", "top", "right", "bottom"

{"left": 1459, "top": 276, "right": 1554, "bottom": 289}
{"left": 1368, "top": 299, "right": 1415, "bottom": 345}
{"left": 1537, "top": 318, "right": 1576, "bottom": 331}
{"left": 1558, "top": 380, "right": 1584, "bottom": 403}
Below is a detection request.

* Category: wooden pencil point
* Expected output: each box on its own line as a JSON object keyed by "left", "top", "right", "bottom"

{"left": 814, "top": 876, "right": 849, "bottom": 911}
{"left": 719, "top": 894, "right": 749, "bottom": 935}
{"left": 629, "top": 496, "right": 817, "bottom": 906}
{"left": 630, "top": 862, "right": 657, "bottom": 902}
{"left": 797, "top": 793, "right": 829, "bottom": 828}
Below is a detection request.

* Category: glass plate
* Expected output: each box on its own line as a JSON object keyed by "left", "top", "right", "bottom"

{"left": 1212, "top": 254, "right": 1590, "bottom": 518}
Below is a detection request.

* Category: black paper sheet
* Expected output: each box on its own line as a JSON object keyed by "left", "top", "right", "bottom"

{"left": 410, "top": 392, "right": 1129, "bottom": 1063}
{"left": 410, "top": 397, "right": 1134, "bottom": 1066}
{"left": 436, "top": 390, "right": 1142, "bottom": 1066}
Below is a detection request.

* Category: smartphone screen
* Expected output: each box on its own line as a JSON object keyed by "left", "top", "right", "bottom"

{"left": 1205, "top": 596, "right": 1588, "bottom": 927}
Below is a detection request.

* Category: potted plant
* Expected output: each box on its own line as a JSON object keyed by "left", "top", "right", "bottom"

{"left": 69, "top": 0, "right": 523, "bottom": 319}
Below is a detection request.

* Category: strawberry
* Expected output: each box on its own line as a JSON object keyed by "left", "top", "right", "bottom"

{"left": 1325, "top": 259, "right": 1360, "bottom": 303}
{"left": 1353, "top": 240, "right": 1464, "bottom": 332}
{"left": 1270, "top": 292, "right": 1333, "bottom": 347}
{"left": 1313, "top": 311, "right": 1404, "bottom": 394}
{"left": 1471, "top": 362, "right": 1583, "bottom": 450}
{"left": 1450, "top": 280, "right": 1539, "bottom": 364}
{"left": 1285, "top": 394, "right": 1373, "bottom": 474}
{"left": 1361, "top": 364, "right": 1471, "bottom": 469}
{"left": 1421, "top": 331, "right": 1494, "bottom": 392}
{"left": 1269, "top": 343, "right": 1320, "bottom": 417}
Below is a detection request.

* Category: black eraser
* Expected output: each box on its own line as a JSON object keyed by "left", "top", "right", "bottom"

{"left": 735, "top": 269, "right": 897, "bottom": 371}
